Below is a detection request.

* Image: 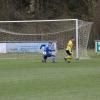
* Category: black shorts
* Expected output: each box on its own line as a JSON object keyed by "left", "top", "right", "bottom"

{"left": 43, "top": 54, "right": 52, "bottom": 59}
{"left": 65, "top": 50, "right": 72, "bottom": 56}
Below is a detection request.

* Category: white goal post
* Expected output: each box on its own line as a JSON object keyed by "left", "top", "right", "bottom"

{"left": 0, "top": 19, "right": 93, "bottom": 59}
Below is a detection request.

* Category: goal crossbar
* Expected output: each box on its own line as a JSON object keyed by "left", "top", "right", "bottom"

{"left": 0, "top": 19, "right": 77, "bottom": 23}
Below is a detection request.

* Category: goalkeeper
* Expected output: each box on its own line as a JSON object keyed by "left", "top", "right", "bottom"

{"left": 64, "top": 37, "right": 75, "bottom": 63}
{"left": 40, "top": 42, "right": 56, "bottom": 63}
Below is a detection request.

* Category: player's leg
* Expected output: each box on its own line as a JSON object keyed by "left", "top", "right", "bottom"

{"left": 51, "top": 51, "right": 56, "bottom": 63}
{"left": 42, "top": 54, "right": 52, "bottom": 63}
{"left": 46, "top": 54, "right": 55, "bottom": 63}
{"left": 64, "top": 50, "right": 72, "bottom": 63}
{"left": 64, "top": 50, "right": 69, "bottom": 61}
{"left": 42, "top": 54, "right": 47, "bottom": 63}
{"left": 46, "top": 54, "right": 56, "bottom": 63}
{"left": 66, "top": 55, "right": 72, "bottom": 63}
{"left": 51, "top": 55, "right": 56, "bottom": 63}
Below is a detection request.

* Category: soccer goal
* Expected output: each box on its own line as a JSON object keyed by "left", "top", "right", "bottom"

{"left": 0, "top": 19, "right": 92, "bottom": 59}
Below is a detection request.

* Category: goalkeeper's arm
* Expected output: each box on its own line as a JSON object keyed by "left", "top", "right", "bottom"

{"left": 40, "top": 44, "right": 46, "bottom": 49}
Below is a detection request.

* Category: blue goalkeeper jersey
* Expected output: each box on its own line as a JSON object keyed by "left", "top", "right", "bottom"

{"left": 44, "top": 45, "right": 52, "bottom": 55}
{"left": 40, "top": 44, "right": 52, "bottom": 55}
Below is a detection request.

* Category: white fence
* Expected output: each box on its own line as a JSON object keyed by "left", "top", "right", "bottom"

{"left": 0, "top": 42, "right": 57, "bottom": 53}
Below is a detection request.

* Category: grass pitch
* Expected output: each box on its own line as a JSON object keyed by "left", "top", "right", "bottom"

{"left": 0, "top": 51, "right": 100, "bottom": 100}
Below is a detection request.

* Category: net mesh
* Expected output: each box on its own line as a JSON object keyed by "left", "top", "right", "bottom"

{"left": 78, "top": 20, "right": 93, "bottom": 59}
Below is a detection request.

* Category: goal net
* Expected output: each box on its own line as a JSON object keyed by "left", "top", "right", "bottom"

{"left": 0, "top": 19, "right": 92, "bottom": 60}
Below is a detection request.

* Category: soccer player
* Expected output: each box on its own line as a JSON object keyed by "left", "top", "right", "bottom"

{"left": 64, "top": 37, "right": 75, "bottom": 63}
{"left": 40, "top": 42, "right": 56, "bottom": 63}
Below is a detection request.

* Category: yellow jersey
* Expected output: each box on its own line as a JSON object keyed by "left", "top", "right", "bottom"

{"left": 66, "top": 40, "right": 73, "bottom": 52}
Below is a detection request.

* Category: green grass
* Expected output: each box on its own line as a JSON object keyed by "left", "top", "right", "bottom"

{"left": 0, "top": 51, "right": 100, "bottom": 100}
